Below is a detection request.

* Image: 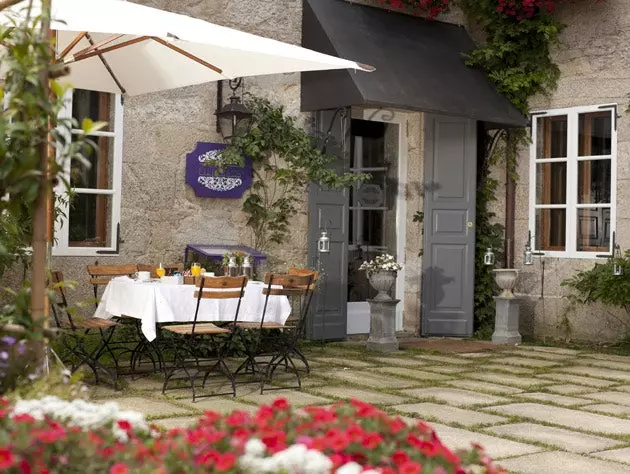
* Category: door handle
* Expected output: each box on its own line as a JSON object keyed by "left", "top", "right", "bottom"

{"left": 467, "top": 221, "right": 474, "bottom": 228}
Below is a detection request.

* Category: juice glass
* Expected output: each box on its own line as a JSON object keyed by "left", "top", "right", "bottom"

{"left": 191, "top": 263, "right": 201, "bottom": 276}
{"left": 156, "top": 267, "right": 166, "bottom": 278}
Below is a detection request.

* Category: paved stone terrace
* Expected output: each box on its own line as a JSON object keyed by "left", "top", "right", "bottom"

{"left": 89, "top": 344, "right": 630, "bottom": 474}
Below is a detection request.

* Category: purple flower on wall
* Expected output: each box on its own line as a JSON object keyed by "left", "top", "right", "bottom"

{"left": 1, "top": 336, "right": 16, "bottom": 346}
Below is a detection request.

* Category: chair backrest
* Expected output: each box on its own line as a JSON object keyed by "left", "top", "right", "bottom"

{"left": 87, "top": 263, "right": 138, "bottom": 302}
{"left": 261, "top": 273, "right": 314, "bottom": 335}
{"left": 49, "top": 271, "right": 75, "bottom": 330}
{"left": 191, "top": 276, "right": 248, "bottom": 331}
{"left": 288, "top": 268, "right": 319, "bottom": 289}
{"left": 138, "top": 263, "right": 184, "bottom": 278}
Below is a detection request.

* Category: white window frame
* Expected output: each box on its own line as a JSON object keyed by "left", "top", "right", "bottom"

{"left": 529, "top": 104, "right": 617, "bottom": 259}
{"left": 53, "top": 90, "right": 124, "bottom": 257}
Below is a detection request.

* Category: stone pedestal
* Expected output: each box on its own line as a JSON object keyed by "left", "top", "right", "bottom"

{"left": 492, "top": 296, "right": 522, "bottom": 345}
{"left": 366, "top": 299, "right": 400, "bottom": 352}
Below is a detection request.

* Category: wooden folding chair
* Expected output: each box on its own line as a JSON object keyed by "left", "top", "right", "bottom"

{"left": 137, "top": 263, "right": 184, "bottom": 278}
{"left": 234, "top": 273, "right": 314, "bottom": 393}
{"left": 287, "top": 268, "right": 319, "bottom": 373}
{"left": 161, "top": 275, "right": 248, "bottom": 402}
{"left": 87, "top": 263, "right": 138, "bottom": 307}
{"left": 50, "top": 271, "right": 120, "bottom": 389}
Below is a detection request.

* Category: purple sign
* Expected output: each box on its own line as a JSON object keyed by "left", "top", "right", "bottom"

{"left": 185, "top": 142, "right": 252, "bottom": 198}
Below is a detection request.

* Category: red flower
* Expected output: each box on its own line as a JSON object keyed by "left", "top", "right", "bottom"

{"left": 351, "top": 399, "right": 380, "bottom": 418}
{"left": 329, "top": 433, "right": 350, "bottom": 452}
{"left": 272, "top": 398, "right": 290, "bottom": 411}
{"left": 261, "top": 430, "right": 287, "bottom": 453}
{"left": 0, "top": 449, "right": 14, "bottom": 469}
{"left": 216, "top": 453, "right": 236, "bottom": 472}
{"left": 400, "top": 461, "right": 423, "bottom": 474}
{"left": 225, "top": 410, "right": 250, "bottom": 427}
{"left": 117, "top": 420, "right": 132, "bottom": 431}
{"left": 361, "top": 432, "right": 383, "bottom": 449}
{"left": 13, "top": 413, "right": 35, "bottom": 424}
{"left": 392, "top": 450, "right": 410, "bottom": 466}
{"left": 19, "top": 459, "right": 31, "bottom": 474}
{"left": 109, "top": 463, "right": 129, "bottom": 474}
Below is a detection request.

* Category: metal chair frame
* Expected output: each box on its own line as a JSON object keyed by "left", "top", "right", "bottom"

{"left": 161, "top": 275, "right": 248, "bottom": 402}
{"left": 50, "top": 271, "right": 120, "bottom": 389}
{"left": 234, "top": 273, "right": 314, "bottom": 394}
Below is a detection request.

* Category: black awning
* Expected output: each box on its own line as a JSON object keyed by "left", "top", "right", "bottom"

{"left": 301, "top": 0, "right": 527, "bottom": 128}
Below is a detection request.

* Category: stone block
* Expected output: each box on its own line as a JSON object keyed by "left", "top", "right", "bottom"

{"left": 584, "top": 404, "right": 630, "bottom": 416}
{"left": 558, "top": 366, "right": 630, "bottom": 383}
{"left": 592, "top": 447, "right": 630, "bottom": 465}
{"left": 415, "top": 355, "right": 473, "bottom": 365}
{"left": 487, "top": 423, "right": 620, "bottom": 454}
{"left": 500, "top": 451, "right": 630, "bottom": 474}
{"left": 444, "top": 380, "right": 524, "bottom": 395}
{"left": 492, "top": 297, "right": 522, "bottom": 344}
{"left": 579, "top": 391, "right": 630, "bottom": 407}
{"left": 499, "top": 357, "right": 561, "bottom": 368}
{"left": 375, "top": 366, "right": 451, "bottom": 382}
{"left": 113, "top": 397, "right": 192, "bottom": 418}
{"left": 486, "top": 403, "right": 630, "bottom": 435}
{"left": 540, "top": 373, "right": 617, "bottom": 388}
{"left": 400, "top": 387, "right": 510, "bottom": 407}
{"left": 517, "top": 392, "right": 592, "bottom": 407}
{"left": 427, "top": 422, "right": 542, "bottom": 459}
{"left": 366, "top": 299, "right": 400, "bottom": 353}
{"left": 467, "top": 373, "right": 550, "bottom": 389}
{"left": 546, "top": 384, "right": 594, "bottom": 395}
{"left": 392, "top": 402, "right": 507, "bottom": 427}
{"left": 156, "top": 417, "right": 199, "bottom": 430}
{"left": 310, "top": 386, "right": 409, "bottom": 406}
{"left": 371, "top": 356, "right": 425, "bottom": 367}
{"left": 483, "top": 364, "right": 536, "bottom": 375}
{"left": 240, "top": 390, "right": 331, "bottom": 408}
{"left": 321, "top": 370, "right": 419, "bottom": 389}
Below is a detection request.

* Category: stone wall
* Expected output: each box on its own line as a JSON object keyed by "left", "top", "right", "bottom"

{"left": 46, "top": 0, "right": 306, "bottom": 306}
{"left": 491, "top": 0, "right": 630, "bottom": 342}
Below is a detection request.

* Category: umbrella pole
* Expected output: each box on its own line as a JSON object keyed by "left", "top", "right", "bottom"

{"left": 30, "top": 0, "right": 52, "bottom": 356}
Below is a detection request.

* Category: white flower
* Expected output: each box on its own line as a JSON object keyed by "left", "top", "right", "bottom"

{"left": 336, "top": 462, "right": 363, "bottom": 474}
{"left": 245, "top": 438, "right": 267, "bottom": 457}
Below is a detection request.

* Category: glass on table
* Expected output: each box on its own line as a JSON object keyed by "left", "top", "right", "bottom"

{"left": 156, "top": 263, "right": 166, "bottom": 278}
{"left": 190, "top": 263, "right": 201, "bottom": 277}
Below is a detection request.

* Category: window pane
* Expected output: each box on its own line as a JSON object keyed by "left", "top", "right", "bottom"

{"left": 536, "top": 116, "right": 567, "bottom": 158}
{"left": 72, "top": 90, "right": 115, "bottom": 131}
{"left": 535, "top": 208, "right": 566, "bottom": 251}
{"left": 579, "top": 112, "right": 611, "bottom": 156}
{"left": 70, "top": 136, "right": 114, "bottom": 189}
{"left": 578, "top": 160, "right": 611, "bottom": 204}
{"left": 577, "top": 207, "right": 611, "bottom": 251}
{"left": 536, "top": 162, "right": 566, "bottom": 204}
{"left": 68, "top": 194, "right": 112, "bottom": 247}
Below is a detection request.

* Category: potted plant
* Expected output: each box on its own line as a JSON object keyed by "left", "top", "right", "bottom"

{"left": 359, "top": 254, "right": 403, "bottom": 301}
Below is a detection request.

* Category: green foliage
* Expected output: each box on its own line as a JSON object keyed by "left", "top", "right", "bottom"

{"left": 459, "top": 0, "right": 563, "bottom": 114}
{"left": 220, "top": 96, "right": 367, "bottom": 251}
{"left": 0, "top": 6, "right": 104, "bottom": 338}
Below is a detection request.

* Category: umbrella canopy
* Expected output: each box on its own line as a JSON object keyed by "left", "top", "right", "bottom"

{"left": 1, "top": 0, "right": 373, "bottom": 96}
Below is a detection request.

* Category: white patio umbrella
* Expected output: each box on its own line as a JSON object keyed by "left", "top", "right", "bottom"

{"left": 2, "top": 0, "right": 373, "bottom": 96}
{"left": 0, "top": 0, "right": 373, "bottom": 336}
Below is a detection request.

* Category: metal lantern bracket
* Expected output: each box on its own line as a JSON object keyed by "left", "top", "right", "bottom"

{"left": 523, "top": 230, "right": 545, "bottom": 265}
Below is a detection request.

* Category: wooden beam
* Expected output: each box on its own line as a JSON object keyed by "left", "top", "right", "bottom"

{"left": 0, "top": 0, "right": 23, "bottom": 11}
{"left": 71, "top": 33, "right": 124, "bottom": 60}
{"left": 65, "top": 36, "right": 150, "bottom": 63}
{"left": 57, "top": 32, "right": 87, "bottom": 61}
{"left": 151, "top": 36, "right": 223, "bottom": 74}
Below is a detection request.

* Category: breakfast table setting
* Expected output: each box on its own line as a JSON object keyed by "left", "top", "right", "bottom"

{"left": 93, "top": 270, "right": 292, "bottom": 341}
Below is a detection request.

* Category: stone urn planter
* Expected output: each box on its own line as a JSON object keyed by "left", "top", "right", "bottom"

{"left": 492, "top": 269, "right": 520, "bottom": 298}
{"left": 368, "top": 271, "right": 397, "bottom": 301}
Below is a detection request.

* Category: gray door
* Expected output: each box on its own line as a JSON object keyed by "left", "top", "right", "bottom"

{"left": 306, "top": 108, "right": 349, "bottom": 341}
{"left": 422, "top": 115, "right": 477, "bottom": 336}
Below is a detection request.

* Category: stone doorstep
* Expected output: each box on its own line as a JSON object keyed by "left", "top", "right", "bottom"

{"left": 498, "top": 451, "right": 630, "bottom": 474}
{"left": 427, "top": 422, "right": 542, "bottom": 460}
{"left": 392, "top": 402, "right": 508, "bottom": 427}
{"left": 486, "top": 423, "right": 621, "bottom": 454}
{"left": 400, "top": 387, "right": 510, "bottom": 407}
{"left": 515, "top": 392, "right": 594, "bottom": 407}
{"left": 484, "top": 403, "right": 630, "bottom": 436}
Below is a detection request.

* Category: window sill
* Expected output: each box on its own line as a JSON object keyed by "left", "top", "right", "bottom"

{"left": 52, "top": 248, "right": 118, "bottom": 257}
{"left": 533, "top": 250, "right": 611, "bottom": 260}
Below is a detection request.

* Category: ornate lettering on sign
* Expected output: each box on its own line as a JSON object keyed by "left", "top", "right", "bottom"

{"left": 185, "top": 142, "right": 252, "bottom": 198}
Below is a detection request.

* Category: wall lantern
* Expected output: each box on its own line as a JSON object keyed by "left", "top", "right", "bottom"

{"left": 484, "top": 248, "right": 495, "bottom": 266}
{"left": 216, "top": 78, "right": 253, "bottom": 144}
{"left": 612, "top": 232, "right": 623, "bottom": 276}
{"left": 524, "top": 230, "right": 534, "bottom": 265}
{"left": 318, "top": 230, "right": 330, "bottom": 254}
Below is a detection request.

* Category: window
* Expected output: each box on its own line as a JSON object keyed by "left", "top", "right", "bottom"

{"left": 530, "top": 105, "right": 616, "bottom": 257}
{"left": 53, "top": 89, "right": 124, "bottom": 256}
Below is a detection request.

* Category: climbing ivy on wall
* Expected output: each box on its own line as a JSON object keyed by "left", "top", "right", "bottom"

{"left": 381, "top": 0, "right": 603, "bottom": 337}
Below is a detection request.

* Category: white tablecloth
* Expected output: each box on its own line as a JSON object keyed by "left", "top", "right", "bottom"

{"left": 94, "top": 277, "right": 291, "bottom": 341}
